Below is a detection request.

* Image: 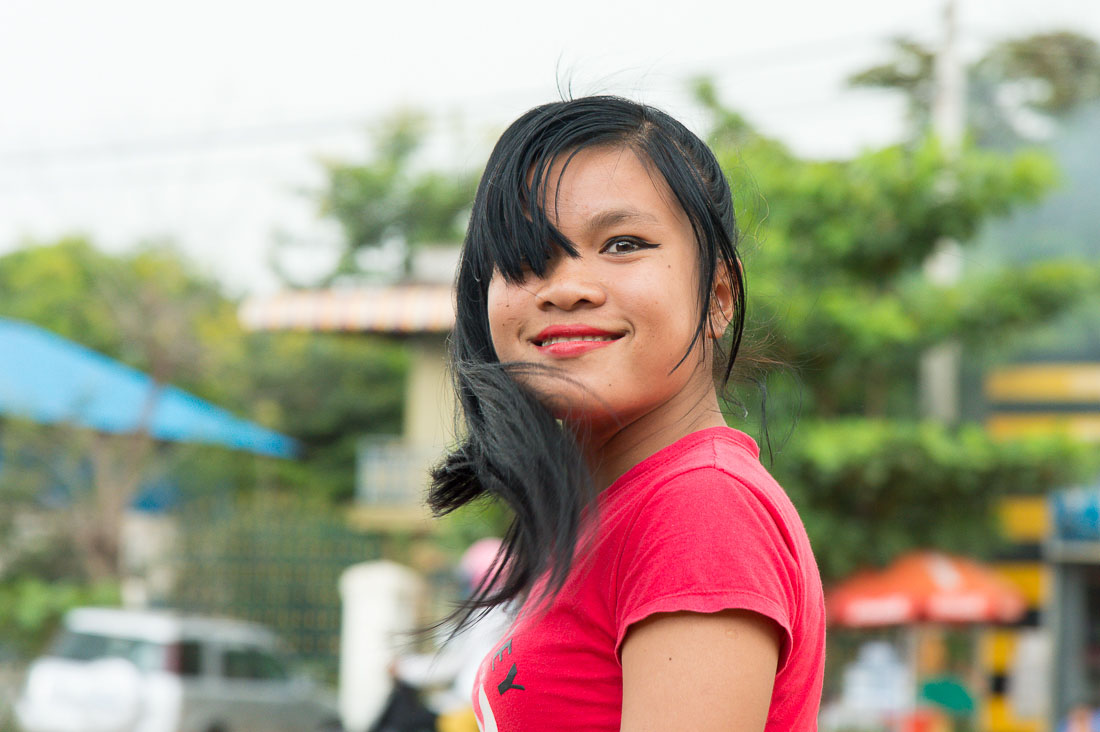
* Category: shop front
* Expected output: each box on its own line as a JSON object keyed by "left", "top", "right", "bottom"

{"left": 1048, "top": 483, "right": 1100, "bottom": 724}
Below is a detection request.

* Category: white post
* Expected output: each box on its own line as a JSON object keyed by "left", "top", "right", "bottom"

{"left": 920, "top": 0, "right": 966, "bottom": 423}
{"left": 931, "top": 0, "right": 965, "bottom": 151}
{"left": 338, "top": 561, "right": 425, "bottom": 732}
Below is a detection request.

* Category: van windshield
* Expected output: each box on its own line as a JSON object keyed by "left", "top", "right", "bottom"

{"left": 49, "top": 631, "right": 169, "bottom": 673}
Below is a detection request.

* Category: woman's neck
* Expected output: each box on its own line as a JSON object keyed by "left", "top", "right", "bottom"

{"left": 576, "top": 384, "right": 729, "bottom": 492}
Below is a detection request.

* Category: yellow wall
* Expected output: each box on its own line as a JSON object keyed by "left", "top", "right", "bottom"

{"left": 405, "top": 336, "right": 456, "bottom": 452}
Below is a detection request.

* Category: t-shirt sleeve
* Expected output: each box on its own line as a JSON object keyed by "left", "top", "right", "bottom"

{"left": 613, "top": 467, "right": 798, "bottom": 668}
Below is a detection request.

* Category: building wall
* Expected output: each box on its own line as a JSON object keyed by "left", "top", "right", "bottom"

{"left": 405, "top": 336, "right": 455, "bottom": 453}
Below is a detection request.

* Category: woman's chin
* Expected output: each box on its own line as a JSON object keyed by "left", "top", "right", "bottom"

{"left": 515, "top": 374, "right": 612, "bottom": 422}
{"left": 543, "top": 397, "right": 620, "bottom": 430}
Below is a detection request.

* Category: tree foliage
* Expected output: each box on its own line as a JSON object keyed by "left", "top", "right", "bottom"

{"left": 697, "top": 80, "right": 1089, "bottom": 419}
{"left": 0, "top": 238, "right": 407, "bottom": 589}
{"left": 241, "top": 331, "right": 406, "bottom": 502}
{"left": 778, "top": 421, "right": 1094, "bottom": 579}
{"left": 316, "top": 111, "right": 479, "bottom": 280}
{"left": 0, "top": 579, "right": 119, "bottom": 659}
{"left": 0, "top": 236, "right": 240, "bottom": 399}
{"left": 979, "top": 31, "right": 1100, "bottom": 116}
{"left": 694, "top": 80, "right": 1099, "bottom": 578}
{"left": 850, "top": 31, "right": 1100, "bottom": 144}
{"left": 849, "top": 38, "right": 938, "bottom": 134}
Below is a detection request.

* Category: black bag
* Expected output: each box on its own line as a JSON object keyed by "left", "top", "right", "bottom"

{"left": 368, "top": 679, "right": 438, "bottom": 732}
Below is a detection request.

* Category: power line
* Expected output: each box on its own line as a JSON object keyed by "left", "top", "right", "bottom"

{"left": 0, "top": 33, "right": 900, "bottom": 168}
{"left": 8, "top": 26, "right": 1081, "bottom": 179}
{"left": 0, "top": 117, "right": 369, "bottom": 165}
{"left": 0, "top": 91, "right": 908, "bottom": 195}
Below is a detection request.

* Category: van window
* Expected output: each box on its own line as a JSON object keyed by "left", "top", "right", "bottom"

{"left": 49, "top": 631, "right": 169, "bottom": 673}
{"left": 177, "top": 641, "right": 203, "bottom": 676}
{"left": 222, "top": 647, "right": 288, "bottom": 681}
{"left": 253, "top": 650, "right": 288, "bottom": 680}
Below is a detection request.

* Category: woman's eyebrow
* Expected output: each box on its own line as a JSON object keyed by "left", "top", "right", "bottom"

{"left": 583, "top": 208, "right": 659, "bottom": 237}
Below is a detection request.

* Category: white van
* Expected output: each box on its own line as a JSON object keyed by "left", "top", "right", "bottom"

{"left": 15, "top": 607, "right": 343, "bottom": 732}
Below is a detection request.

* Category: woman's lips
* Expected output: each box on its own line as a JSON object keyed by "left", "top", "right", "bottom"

{"left": 532, "top": 325, "right": 622, "bottom": 358}
{"left": 536, "top": 338, "right": 617, "bottom": 357}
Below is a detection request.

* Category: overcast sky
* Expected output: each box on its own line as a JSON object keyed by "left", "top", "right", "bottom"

{"left": 2, "top": 0, "right": 1098, "bottom": 294}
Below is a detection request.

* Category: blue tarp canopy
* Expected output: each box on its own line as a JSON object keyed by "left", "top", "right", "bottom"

{"left": 0, "top": 317, "right": 296, "bottom": 458}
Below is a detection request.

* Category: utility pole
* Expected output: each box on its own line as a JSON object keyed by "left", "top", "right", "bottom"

{"left": 931, "top": 0, "right": 965, "bottom": 151}
{"left": 920, "top": 0, "right": 965, "bottom": 422}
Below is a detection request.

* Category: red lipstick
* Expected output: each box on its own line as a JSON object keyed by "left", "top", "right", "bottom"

{"left": 533, "top": 324, "right": 622, "bottom": 358}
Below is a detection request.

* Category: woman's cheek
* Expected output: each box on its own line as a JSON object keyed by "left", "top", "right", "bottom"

{"left": 486, "top": 281, "right": 514, "bottom": 356}
{"left": 488, "top": 312, "right": 524, "bottom": 362}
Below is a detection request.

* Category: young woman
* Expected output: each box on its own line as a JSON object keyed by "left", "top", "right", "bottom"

{"left": 430, "top": 96, "right": 825, "bottom": 731}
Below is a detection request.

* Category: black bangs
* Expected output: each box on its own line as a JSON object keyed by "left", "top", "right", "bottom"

{"left": 465, "top": 99, "right": 653, "bottom": 285}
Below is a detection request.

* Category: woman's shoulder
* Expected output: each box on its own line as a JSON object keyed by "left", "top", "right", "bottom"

{"left": 604, "top": 428, "right": 823, "bottom": 670}
{"left": 604, "top": 426, "right": 814, "bottom": 571}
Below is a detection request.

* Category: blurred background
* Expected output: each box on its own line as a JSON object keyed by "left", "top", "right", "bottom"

{"left": 1, "top": 0, "right": 1099, "bottom": 730}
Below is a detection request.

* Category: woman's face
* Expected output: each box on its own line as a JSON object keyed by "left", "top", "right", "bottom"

{"left": 486, "top": 145, "right": 729, "bottom": 429}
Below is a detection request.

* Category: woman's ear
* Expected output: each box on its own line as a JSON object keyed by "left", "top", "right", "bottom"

{"left": 708, "top": 264, "right": 737, "bottom": 339}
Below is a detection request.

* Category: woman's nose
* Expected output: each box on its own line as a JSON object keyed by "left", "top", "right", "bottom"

{"left": 533, "top": 253, "right": 606, "bottom": 311}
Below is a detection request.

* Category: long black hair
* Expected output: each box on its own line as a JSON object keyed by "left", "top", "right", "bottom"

{"left": 429, "top": 95, "right": 746, "bottom": 628}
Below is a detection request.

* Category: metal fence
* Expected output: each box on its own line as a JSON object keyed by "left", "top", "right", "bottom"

{"left": 170, "top": 494, "right": 383, "bottom": 681}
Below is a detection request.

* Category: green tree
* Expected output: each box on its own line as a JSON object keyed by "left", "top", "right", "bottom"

{"left": 0, "top": 236, "right": 241, "bottom": 399}
{"left": 241, "top": 331, "right": 407, "bottom": 503}
{"left": 0, "top": 238, "right": 407, "bottom": 585}
{"left": 696, "top": 80, "right": 1100, "bottom": 579}
{"left": 850, "top": 31, "right": 1100, "bottom": 144}
{"left": 848, "top": 38, "right": 938, "bottom": 135}
{"left": 978, "top": 32, "right": 1100, "bottom": 116}
{"left": 314, "top": 111, "right": 479, "bottom": 281}
{"left": 0, "top": 237, "right": 242, "bottom": 580}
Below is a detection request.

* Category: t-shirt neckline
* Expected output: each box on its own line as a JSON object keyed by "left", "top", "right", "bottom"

{"left": 602, "top": 425, "right": 759, "bottom": 500}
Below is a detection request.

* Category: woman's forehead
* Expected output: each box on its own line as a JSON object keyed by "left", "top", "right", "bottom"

{"left": 532, "top": 145, "right": 686, "bottom": 229}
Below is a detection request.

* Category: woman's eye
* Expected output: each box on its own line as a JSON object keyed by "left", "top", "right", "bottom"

{"left": 603, "top": 237, "right": 653, "bottom": 254}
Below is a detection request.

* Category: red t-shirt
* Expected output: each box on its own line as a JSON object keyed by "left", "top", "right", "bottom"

{"left": 472, "top": 426, "right": 825, "bottom": 731}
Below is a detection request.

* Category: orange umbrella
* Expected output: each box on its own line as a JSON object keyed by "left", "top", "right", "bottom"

{"left": 827, "top": 551, "right": 1027, "bottom": 628}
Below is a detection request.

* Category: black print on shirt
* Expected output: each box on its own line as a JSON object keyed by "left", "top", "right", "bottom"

{"left": 489, "top": 637, "right": 525, "bottom": 696}
{"left": 490, "top": 638, "right": 513, "bottom": 672}
{"left": 497, "top": 662, "right": 525, "bottom": 695}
